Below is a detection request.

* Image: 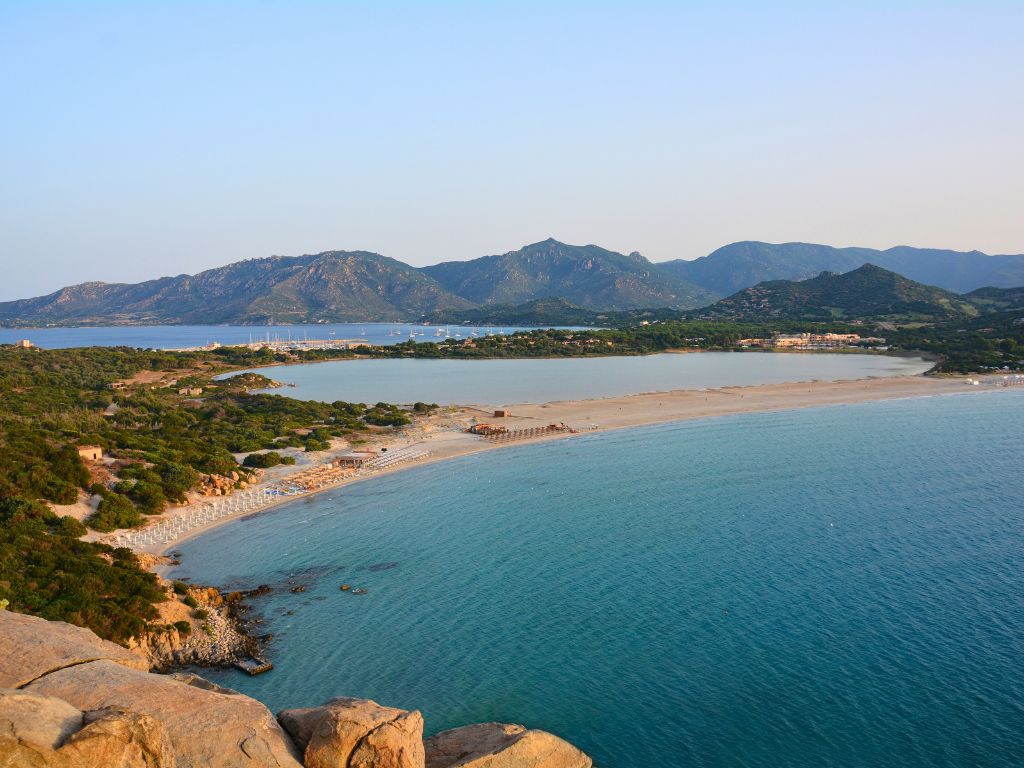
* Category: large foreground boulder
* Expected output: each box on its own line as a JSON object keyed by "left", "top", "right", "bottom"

{"left": 0, "top": 611, "right": 148, "bottom": 688}
{"left": 0, "top": 688, "right": 172, "bottom": 767}
{"left": 26, "top": 660, "right": 302, "bottom": 768}
{"left": 278, "top": 697, "right": 424, "bottom": 768}
{"left": 425, "top": 723, "right": 592, "bottom": 768}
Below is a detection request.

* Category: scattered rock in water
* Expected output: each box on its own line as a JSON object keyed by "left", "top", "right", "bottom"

{"left": 365, "top": 562, "right": 398, "bottom": 572}
{"left": 290, "top": 585, "right": 306, "bottom": 593}
{"left": 351, "top": 588, "right": 368, "bottom": 595}
{"left": 246, "top": 585, "right": 273, "bottom": 598}
{"left": 340, "top": 584, "right": 351, "bottom": 592}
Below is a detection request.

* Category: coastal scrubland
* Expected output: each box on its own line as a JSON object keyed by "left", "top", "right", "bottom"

{"left": 0, "top": 309, "right": 1020, "bottom": 644}
{"left": 0, "top": 344, "right": 415, "bottom": 640}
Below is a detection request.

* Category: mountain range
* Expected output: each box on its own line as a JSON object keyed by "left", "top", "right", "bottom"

{"left": 660, "top": 241, "right": 1024, "bottom": 296}
{"left": 2, "top": 239, "right": 1024, "bottom": 326}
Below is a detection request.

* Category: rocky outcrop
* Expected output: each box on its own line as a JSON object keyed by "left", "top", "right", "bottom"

{"left": 279, "top": 697, "right": 425, "bottom": 768}
{"left": 1, "top": 611, "right": 593, "bottom": 768}
{"left": 125, "top": 584, "right": 259, "bottom": 671}
{"left": 26, "top": 660, "right": 302, "bottom": 768}
{"left": 196, "top": 469, "right": 264, "bottom": 496}
{"left": 425, "top": 723, "right": 592, "bottom": 768}
{"left": 0, "top": 688, "right": 172, "bottom": 767}
{"left": 0, "top": 611, "right": 148, "bottom": 689}
{"left": 0, "top": 688, "right": 83, "bottom": 752}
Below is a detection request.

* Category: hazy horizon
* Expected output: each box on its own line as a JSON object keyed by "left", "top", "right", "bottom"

{"left": 3, "top": 2, "right": 1023, "bottom": 301}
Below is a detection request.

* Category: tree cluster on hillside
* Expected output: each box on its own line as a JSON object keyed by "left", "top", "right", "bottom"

{"left": 0, "top": 497, "right": 165, "bottom": 642}
{"left": 0, "top": 345, "right": 410, "bottom": 530}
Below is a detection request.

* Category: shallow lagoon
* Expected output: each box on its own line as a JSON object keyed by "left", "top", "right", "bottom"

{"left": 241, "top": 352, "right": 932, "bottom": 405}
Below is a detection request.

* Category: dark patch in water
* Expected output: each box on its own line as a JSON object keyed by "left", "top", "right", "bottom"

{"left": 365, "top": 562, "right": 398, "bottom": 572}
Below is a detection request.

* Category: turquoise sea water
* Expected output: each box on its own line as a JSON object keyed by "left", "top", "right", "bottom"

{"left": 241, "top": 353, "right": 932, "bottom": 405}
{"left": 171, "top": 391, "right": 1024, "bottom": 768}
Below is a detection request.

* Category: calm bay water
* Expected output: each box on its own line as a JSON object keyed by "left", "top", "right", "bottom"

{"left": 242, "top": 353, "right": 932, "bottom": 405}
{"left": 171, "top": 391, "right": 1024, "bottom": 768}
{"left": 0, "top": 323, "right": 553, "bottom": 350}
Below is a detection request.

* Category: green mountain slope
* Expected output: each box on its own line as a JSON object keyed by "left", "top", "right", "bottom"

{"left": 659, "top": 241, "right": 1024, "bottom": 295}
{"left": 701, "top": 264, "right": 979, "bottom": 320}
{"left": 963, "top": 286, "right": 1024, "bottom": 312}
{"left": 423, "top": 238, "right": 715, "bottom": 310}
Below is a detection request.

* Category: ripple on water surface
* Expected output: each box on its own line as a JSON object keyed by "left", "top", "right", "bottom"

{"left": 172, "top": 391, "right": 1024, "bottom": 768}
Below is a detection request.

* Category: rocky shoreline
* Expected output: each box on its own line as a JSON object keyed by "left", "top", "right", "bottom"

{"left": 0, "top": 610, "right": 592, "bottom": 767}
{"left": 129, "top": 552, "right": 272, "bottom": 672}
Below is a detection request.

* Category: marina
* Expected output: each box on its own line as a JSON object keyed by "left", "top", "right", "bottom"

{"left": 0, "top": 323, "right": 569, "bottom": 350}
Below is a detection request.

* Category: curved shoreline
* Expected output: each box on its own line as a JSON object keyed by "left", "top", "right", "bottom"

{"left": 149, "top": 373, "right": 997, "bottom": 561}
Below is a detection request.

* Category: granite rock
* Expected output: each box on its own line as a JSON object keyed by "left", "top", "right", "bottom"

{"left": 425, "top": 723, "right": 592, "bottom": 768}
{"left": 278, "top": 697, "right": 424, "bottom": 768}
{"left": 27, "top": 660, "right": 302, "bottom": 768}
{"left": 0, "top": 611, "right": 148, "bottom": 689}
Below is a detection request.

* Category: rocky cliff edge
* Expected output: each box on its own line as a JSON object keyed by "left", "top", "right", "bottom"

{"left": 0, "top": 610, "right": 592, "bottom": 768}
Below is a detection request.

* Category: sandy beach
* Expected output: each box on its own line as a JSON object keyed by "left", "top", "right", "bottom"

{"left": 131, "top": 373, "right": 1007, "bottom": 560}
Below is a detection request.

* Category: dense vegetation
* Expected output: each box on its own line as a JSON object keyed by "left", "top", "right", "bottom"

{"left": 0, "top": 345, "right": 411, "bottom": 524}
{"left": 0, "top": 497, "right": 165, "bottom": 642}
{"left": 0, "top": 343, "right": 422, "bottom": 641}
{"left": 887, "top": 309, "right": 1024, "bottom": 373}
{"left": 421, "top": 297, "right": 690, "bottom": 327}
{"left": 370, "top": 312, "right": 1023, "bottom": 373}
{"left": 697, "top": 265, "right": 978, "bottom": 321}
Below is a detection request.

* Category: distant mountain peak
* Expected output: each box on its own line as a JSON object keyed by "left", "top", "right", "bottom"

{"left": 423, "top": 240, "right": 713, "bottom": 310}
{"left": 702, "top": 263, "right": 977, "bottom": 320}
{"left": 658, "top": 241, "right": 1024, "bottom": 296}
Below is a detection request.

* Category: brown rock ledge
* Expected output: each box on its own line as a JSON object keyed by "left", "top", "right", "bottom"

{"left": 279, "top": 697, "right": 425, "bottom": 768}
{"left": 0, "top": 611, "right": 148, "bottom": 689}
{"left": 425, "top": 722, "right": 592, "bottom": 768}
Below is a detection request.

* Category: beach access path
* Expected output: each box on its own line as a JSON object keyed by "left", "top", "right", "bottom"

{"left": 129, "top": 374, "right": 999, "bottom": 558}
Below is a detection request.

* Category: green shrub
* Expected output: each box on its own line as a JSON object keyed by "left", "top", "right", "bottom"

{"left": 158, "top": 463, "right": 198, "bottom": 504}
{"left": 182, "top": 595, "right": 199, "bottom": 608}
{"left": 0, "top": 495, "right": 165, "bottom": 643}
{"left": 55, "top": 516, "right": 87, "bottom": 538}
{"left": 129, "top": 481, "right": 166, "bottom": 515}
{"left": 173, "top": 620, "right": 191, "bottom": 635}
{"left": 243, "top": 451, "right": 283, "bottom": 468}
{"left": 172, "top": 581, "right": 188, "bottom": 595}
{"left": 88, "top": 492, "right": 142, "bottom": 532}
{"left": 191, "top": 608, "right": 208, "bottom": 620}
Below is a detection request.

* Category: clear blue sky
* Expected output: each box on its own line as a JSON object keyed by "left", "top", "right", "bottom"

{"left": 2, "top": 2, "right": 1022, "bottom": 300}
